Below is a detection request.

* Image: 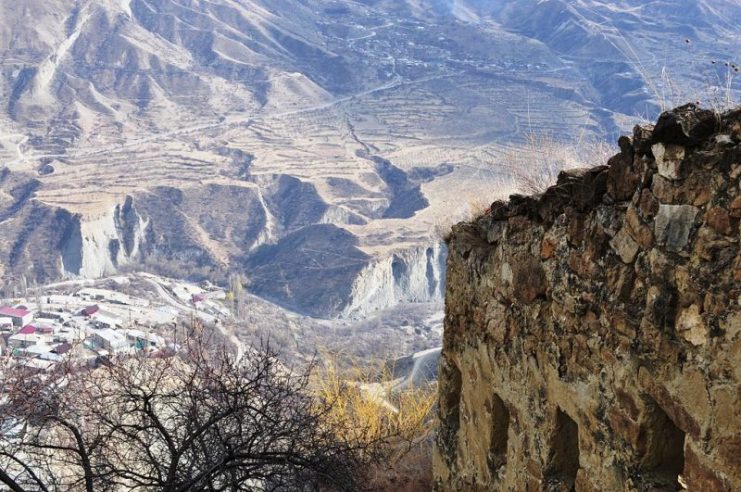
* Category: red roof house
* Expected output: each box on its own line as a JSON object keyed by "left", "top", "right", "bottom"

{"left": 18, "top": 325, "right": 36, "bottom": 335}
{"left": 36, "top": 325, "right": 54, "bottom": 334}
{"left": 81, "top": 305, "right": 100, "bottom": 317}
{"left": 0, "top": 307, "right": 33, "bottom": 327}
{"left": 0, "top": 307, "right": 29, "bottom": 318}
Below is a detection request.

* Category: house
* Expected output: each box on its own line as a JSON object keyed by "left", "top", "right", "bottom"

{"left": 8, "top": 329, "right": 43, "bottom": 349}
{"left": 37, "top": 311, "right": 66, "bottom": 322}
{"left": 206, "top": 290, "right": 226, "bottom": 300}
{"left": 35, "top": 324, "right": 55, "bottom": 335}
{"left": 0, "top": 307, "right": 33, "bottom": 327}
{"left": 24, "top": 344, "right": 54, "bottom": 357}
{"left": 81, "top": 305, "right": 100, "bottom": 317}
{"left": 38, "top": 352, "right": 63, "bottom": 362}
{"left": 0, "top": 318, "right": 13, "bottom": 331}
{"left": 90, "top": 328, "right": 129, "bottom": 353}
{"left": 53, "top": 327, "right": 81, "bottom": 344}
{"left": 92, "top": 313, "right": 123, "bottom": 329}
{"left": 17, "top": 358, "right": 55, "bottom": 372}
{"left": 18, "top": 325, "right": 36, "bottom": 335}
{"left": 124, "top": 329, "right": 165, "bottom": 350}
{"left": 53, "top": 342, "right": 72, "bottom": 355}
{"left": 77, "top": 288, "right": 132, "bottom": 305}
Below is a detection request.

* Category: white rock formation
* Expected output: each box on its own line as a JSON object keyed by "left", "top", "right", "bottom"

{"left": 343, "top": 242, "right": 446, "bottom": 318}
{"left": 61, "top": 198, "right": 150, "bottom": 278}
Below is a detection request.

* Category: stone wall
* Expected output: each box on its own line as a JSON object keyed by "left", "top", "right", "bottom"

{"left": 434, "top": 104, "right": 740, "bottom": 491}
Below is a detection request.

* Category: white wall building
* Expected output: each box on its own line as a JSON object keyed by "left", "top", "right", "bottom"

{"left": 0, "top": 307, "right": 33, "bottom": 327}
{"left": 91, "top": 328, "right": 129, "bottom": 353}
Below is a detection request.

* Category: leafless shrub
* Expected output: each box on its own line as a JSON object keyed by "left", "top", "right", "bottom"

{"left": 0, "top": 333, "right": 389, "bottom": 491}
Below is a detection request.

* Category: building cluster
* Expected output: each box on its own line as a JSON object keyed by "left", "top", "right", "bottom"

{"left": 0, "top": 297, "right": 167, "bottom": 372}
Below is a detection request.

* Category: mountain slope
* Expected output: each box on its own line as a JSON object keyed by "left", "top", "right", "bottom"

{"left": 0, "top": 0, "right": 738, "bottom": 317}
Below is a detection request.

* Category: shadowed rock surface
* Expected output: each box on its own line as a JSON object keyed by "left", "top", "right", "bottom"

{"left": 244, "top": 224, "right": 370, "bottom": 317}
{"left": 435, "top": 104, "right": 741, "bottom": 491}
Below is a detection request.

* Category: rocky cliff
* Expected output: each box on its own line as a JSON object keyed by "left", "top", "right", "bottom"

{"left": 343, "top": 243, "right": 446, "bottom": 318}
{"left": 434, "top": 104, "right": 741, "bottom": 491}
{"left": 0, "top": 175, "right": 444, "bottom": 318}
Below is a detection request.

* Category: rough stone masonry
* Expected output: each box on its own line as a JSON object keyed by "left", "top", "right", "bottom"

{"left": 434, "top": 104, "right": 740, "bottom": 491}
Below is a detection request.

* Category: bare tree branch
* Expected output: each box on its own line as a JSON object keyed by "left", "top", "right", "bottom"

{"left": 1, "top": 330, "right": 383, "bottom": 491}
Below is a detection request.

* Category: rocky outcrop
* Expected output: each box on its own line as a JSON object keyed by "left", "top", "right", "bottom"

{"left": 0, "top": 171, "right": 443, "bottom": 317}
{"left": 435, "top": 104, "right": 741, "bottom": 491}
{"left": 60, "top": 197, "right": 152, "bottom": 278}
{"left": 343, "top": 243, "right": 446, "bottom": 318}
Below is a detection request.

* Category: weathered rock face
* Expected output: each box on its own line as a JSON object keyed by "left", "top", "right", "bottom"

{"left": 434, "top": 104, "right": 741, "bottom": 491}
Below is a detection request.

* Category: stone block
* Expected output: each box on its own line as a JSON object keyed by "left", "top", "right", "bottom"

{"left": 638, "top": 189, "right": 659, "bottom": 217}
{"left": 675, "top": 304, "right": 707, "bottom": 346}
{"left": 511, "top": 254, "right": 547, "bottom": 304}
{"left": 684, "top": 445, "right": 732, "bottom": 491}
{"left": 705, "top": 206, "right": 734, "bottom": 235}
{"left": 729, "top": 196, "right": 741, "bottom": 219}
{"left": 651, "top": 103, "right": 717, "bottom": 146}
{"left": 654, "top": 204, "right": 699, "bottom": 251}
{"left": 625, "top": 205, "right": 654, "bottom": 249}
{"left": 610, "top": 227, "right": 640, "bottom": 263}
{"left": 652, "top": 143, "right": 686, "bottom": 180}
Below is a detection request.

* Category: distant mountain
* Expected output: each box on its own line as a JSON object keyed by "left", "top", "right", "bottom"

{"left": 0, "top": 0, "right": 738, "bottom": 317}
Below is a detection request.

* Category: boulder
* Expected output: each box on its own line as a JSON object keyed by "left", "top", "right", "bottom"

{"left": 652, "top": 143, "right": 686, "bottom": 180}
{"left": 651, "top": 103, "right": 718, "bottom": 146}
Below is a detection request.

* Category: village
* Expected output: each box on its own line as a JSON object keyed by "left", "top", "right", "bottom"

{"left": 0, "top": 273, "right": 231, "bottom": 371}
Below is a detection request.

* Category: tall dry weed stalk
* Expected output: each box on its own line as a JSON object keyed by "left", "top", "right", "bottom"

{"left": 611, "top": 31, "right": 738, "bottom": 113}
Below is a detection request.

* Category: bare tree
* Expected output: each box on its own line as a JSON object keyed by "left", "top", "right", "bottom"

{"left": 0, "top": 336, "right": 377, "bottom": 491}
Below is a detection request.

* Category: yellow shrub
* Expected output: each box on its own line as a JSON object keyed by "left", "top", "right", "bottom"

{"left": 313, "top": 355, "right": 436, "bottom": 461}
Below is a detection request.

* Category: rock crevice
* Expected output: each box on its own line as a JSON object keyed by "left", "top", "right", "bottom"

{"left": 434, "top": 104, "right": 741, "bottom": 491}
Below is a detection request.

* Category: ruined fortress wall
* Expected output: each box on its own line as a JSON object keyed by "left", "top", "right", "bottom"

{"left": 434, "top": 105, "right": 741, "bottom": 491}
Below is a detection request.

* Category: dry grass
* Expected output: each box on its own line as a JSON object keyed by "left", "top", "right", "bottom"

{"left": 610, "top": 30, "right": 738, "bottom": 114}
{"left": 314, "top": 357, "right": 435, "bottom": 447}
{"left": 430, "top": 133, "right": 613, "bottom": 242}
{"left": 313, "top": 355, "right": 437, "bottom": 490}
{"left": 432, "top": 192, "right": 510, "bottom": 242}
{"left": 654, "top": 63, "right": 738, "bottom": 114}
{"left": 498, "top": 132, "right": 614, "bottom": 196}
{"left": 365, "top": 436, "right": 434, "bottom": 492}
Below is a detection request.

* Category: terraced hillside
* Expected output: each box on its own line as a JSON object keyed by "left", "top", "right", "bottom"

{"left": 0, "top": 0, "right": 738, "bottom": 317}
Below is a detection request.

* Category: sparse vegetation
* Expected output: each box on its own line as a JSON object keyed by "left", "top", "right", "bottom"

{"left": 0, "top": 330, "right": 439, "bottom": 492}
{"left": 499, "top": 132, "right": 614, "bottom": 196}
{"left": 652, "top": 60, "right": 738, "bottom": 115}
{"left": 314, "top": 355, "right": 437, "bottom": 491}
{"left": 614, "top": 34, "right": 738, "bottom": 114}
{"left": 434, "top": 131, "right": 616, "bottom": 240}
{"left": 432, "top": 193, "right": 507, "bottom": 242}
